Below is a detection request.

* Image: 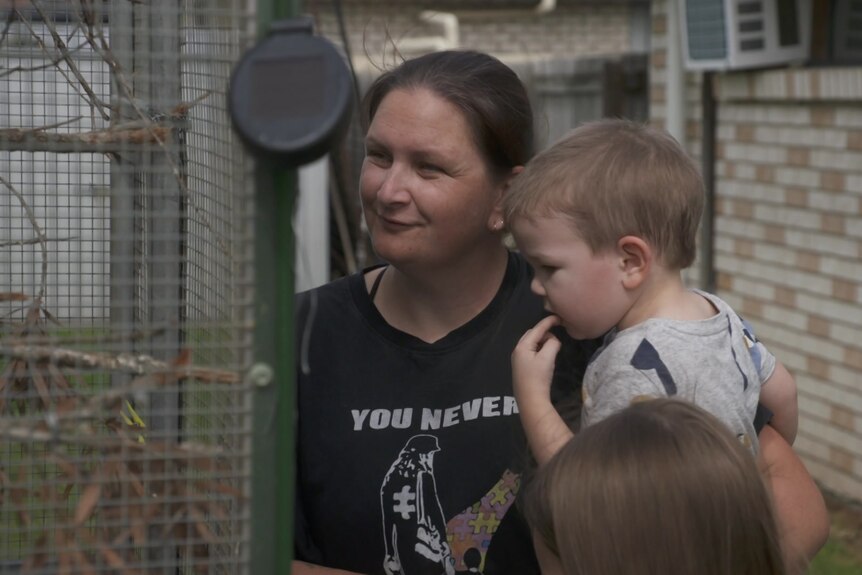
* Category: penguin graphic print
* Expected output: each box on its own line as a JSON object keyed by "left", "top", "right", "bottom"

{"left": 381, "top": 435, "right": 456, "bottom": 575}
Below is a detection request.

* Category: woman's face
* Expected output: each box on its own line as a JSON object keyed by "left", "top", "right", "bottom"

{"left": 360, "top": 87, "right": 505, "bottom": 269}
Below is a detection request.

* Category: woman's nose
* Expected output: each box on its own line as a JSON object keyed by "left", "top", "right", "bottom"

{"left": 377, "top": 164, "right": 411, "bottom": 204}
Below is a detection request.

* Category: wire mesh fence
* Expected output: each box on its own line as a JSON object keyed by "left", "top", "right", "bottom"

{"left": 1, "top": 0, "right": 257, "bottom": 572}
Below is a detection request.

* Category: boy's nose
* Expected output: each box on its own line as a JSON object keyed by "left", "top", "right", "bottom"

{"left": 530, "top": 277, "right": 546, "bottom": 297}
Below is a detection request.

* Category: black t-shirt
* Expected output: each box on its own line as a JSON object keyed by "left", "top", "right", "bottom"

{"left": 294, "top": 252, "right": 595, "bottom": 574}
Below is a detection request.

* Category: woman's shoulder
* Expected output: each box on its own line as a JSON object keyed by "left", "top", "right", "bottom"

{"left": 295, "top": 266, "right": 382, "bottom": 329}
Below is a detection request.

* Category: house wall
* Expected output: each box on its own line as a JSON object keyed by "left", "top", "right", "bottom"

{"left": 651, "top": 0, "right": 862, "bottom": 501}
{"left": 305, "top": 1, "right": 640, "bottom": 65}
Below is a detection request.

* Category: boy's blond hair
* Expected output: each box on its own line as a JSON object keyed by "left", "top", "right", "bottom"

{"left": 504, "top": 119, "right": 704, "bottom": 270}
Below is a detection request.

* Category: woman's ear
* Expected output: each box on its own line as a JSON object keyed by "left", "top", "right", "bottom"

{"left": 617, "top": 235, "right": 651, "bottom": 290}
{"left": 488, "top": 165, "right": 524, "bottom": 231}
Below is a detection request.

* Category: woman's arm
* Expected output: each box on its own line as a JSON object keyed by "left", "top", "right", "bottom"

{"left": 758, "top": 425, "right": 829, "bottom": 574}
{"left": 291, "top": 561, "right": 364, "bottom": 575}
{"left": 759, "top": 361, "right": 798, "bottom": 444}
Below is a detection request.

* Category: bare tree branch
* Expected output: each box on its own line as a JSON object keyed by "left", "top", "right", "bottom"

{"left": 0, "top": 344, "right": 241, "bottom": 384}
{"left": 0, "top": 43, "right": 89, "bottom": 79}
{"left": 0, "top": 123, "right": 172, "bottom": 153}
{"left": 0, "top": 420, "right": 226, "bottom": 455}
{"left": 0, "top": 236, "right": 77, "bottom": 248}
{"left": 0, "top": 175, "right": 49, "bottom": 301}
{"left": 72, "top": 10, "right": 230, "bottom": 257}
{"left": 19, "top": 2, "right": 111, "bottom": 121}
{"left": 0, "top": 3, "right": 16, "bottom": 48}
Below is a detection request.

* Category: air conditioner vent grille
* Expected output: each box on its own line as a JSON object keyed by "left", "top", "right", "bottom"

{"left": 685, "top": 0, "right": 728, "bottom": 60}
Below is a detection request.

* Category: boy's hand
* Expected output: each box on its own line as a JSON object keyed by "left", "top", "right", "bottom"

{"left": 512, "top": 315, "right": 562, "bottom": 399}
{"left": 512, "top": 315, "right": 573, "bottom": 464}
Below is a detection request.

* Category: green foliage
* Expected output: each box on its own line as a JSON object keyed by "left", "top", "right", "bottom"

{"left": 808, "top": 537, "right": 862, "bottom": 575}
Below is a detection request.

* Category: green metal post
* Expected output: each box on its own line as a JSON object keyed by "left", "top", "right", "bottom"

{"left": 252, "top": 1, "right": 302, "bottom": 574}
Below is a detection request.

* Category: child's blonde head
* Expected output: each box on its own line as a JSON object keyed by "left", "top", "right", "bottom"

{"left": 524, "top": 398, "right": 785, "bottom": 575}
{"left": 504, "top": 119, "right": 704, "bottom": 269}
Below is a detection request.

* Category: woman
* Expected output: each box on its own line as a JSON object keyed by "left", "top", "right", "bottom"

{"left": 524, "top": 398, "right": 785, "bottom": 575}
{"left": 292, "top": 50, "right": 827, "bottom": 575}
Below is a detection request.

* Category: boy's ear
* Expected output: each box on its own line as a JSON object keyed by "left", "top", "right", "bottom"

{"left": 617, "top": 235, "right": 651, "bottom": 290}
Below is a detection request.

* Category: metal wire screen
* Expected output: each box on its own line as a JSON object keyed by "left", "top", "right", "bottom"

{"left": 1, "top": 0, "right": 256, "bottom": 572}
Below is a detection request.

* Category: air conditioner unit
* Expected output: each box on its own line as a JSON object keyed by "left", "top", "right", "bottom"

{"left": 680, "top": 0, "right": 811, "bottom": 70}
{"left": 833, "top": 0, "right": 862, "bottom": 63}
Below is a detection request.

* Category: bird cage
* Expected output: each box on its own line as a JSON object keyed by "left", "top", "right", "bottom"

{"left": 0, "top": 0, "right": 263, "bottom": 572}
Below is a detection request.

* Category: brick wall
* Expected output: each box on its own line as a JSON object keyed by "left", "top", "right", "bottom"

{"left": 651, "top": 0, "right": 862, "bottom": 501}
{"left": 305, "top": 1, "right": 635, "bottom": 65}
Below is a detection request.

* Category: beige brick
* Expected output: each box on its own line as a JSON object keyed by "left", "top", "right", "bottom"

{"left": 775, "top": 285, "right": 796, "bottom": 307}
{"left": 821, "top": 170, "right": 846, "bottom": 191}
{"left": 830, "top": 446, "right": 855, "bottom": 474}
{"left": 764, "top": 224, "right": 786, "bottom": 244}
{"left": 807, "top": 355, "right": 830, "bottom": 379}
{"left": 741, "top": 297, "right": 763, "bottom": 319}
{"left": 784, "top": 73, "right": 796, "bottom": 98}
{"left": 785, "top": 187, "right": 808, "bottom": 207}
{"left": 846, "top": 346, "right": 862, "bottom": 371}
{"left": 787, "top": 147, "right": 810, "bottom": 166}
{"left": 756, "top": 165, "right": 774, "bottom": 183}
{"left": 651, "top": 49, "right": 666, "bottom": 69}
{"left": 810, "top": 70, "right": 822, "bottom": 99}
{"left": 735, "top": 238, "right": 754, "bottom": 258}
{"left": 811, "top": 107, "right": 835, "bottom": 127}
{"left": 734, "top": 199, "right": 755, "bottom": 219}
{"left": 833, "top": 278, "right": 857, "bottom": 302}
{"left": 651, "top": 85, "right": 666, "bottom": 104}
{"left": 737, "top": 124, "right": 756, "bottom": 142}
{"left": 686, "top": 120, "right": 701, "bottom": 141}
{"left": 831, "top": 405, "right": 856, "bottom": 432}
{"left": 808, "top": 315, "right": 830, "bottom": 338}
{"left": 716, "top": 272, "right": 733, "bottom": 291}
{"left": 849, "top": 130, "right": 862, "bottom": 151}
{"left": 716, "top": 142, "right": 725, "bottom": 159}
{"left": 723, "top": 162, "right": 736, "bottom": 179}
{"left": 653, "top": 14, "right": 667, "bottom": 34}
{"left": 821, "top": 213, "right": 845, "bottom": 234}
{"left": 796, "top": 251, "right": 820, "bottom": 272}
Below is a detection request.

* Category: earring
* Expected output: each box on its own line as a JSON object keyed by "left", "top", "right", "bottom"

{"left": 494, "top": 219, "right": 504, "bottom": 231}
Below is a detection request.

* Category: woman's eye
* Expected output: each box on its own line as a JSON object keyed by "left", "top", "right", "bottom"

{"left": 365, "top": 150, "right": 390, "bottom": 164}
{"left": 418, "top": 163, "right": 444, "bottom": 176}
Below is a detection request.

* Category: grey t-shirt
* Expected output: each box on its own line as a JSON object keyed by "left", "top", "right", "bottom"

{"left": 581, "top": 290, "right": 776, "bottom": 453}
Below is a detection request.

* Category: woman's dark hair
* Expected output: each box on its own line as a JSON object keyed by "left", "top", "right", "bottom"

{"left": 361, "top": 50, "right": 534, "bottom": 174}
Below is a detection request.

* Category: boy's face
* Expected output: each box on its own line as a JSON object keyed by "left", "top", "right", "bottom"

{"left": 511, "top": 214, "right": 630, "bottom": 340}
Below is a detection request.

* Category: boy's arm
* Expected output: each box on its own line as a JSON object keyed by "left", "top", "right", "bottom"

{"left": 512, "top": 315, "right": 574, "bottom": 465}
{"left": 759, "top": 361, "right": 798, "bottom": 444}
{"left": 758, "top": 425, "right": 829, "bottom": 574}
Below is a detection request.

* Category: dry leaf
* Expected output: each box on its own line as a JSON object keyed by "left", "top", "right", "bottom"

{"left": 189, "top": 504, "right": 218, "bottom": 545}
{"left": 30, "top": 367, "right": 51, "bottom": 408}
{"left": 97, "top": 543, "right": 126, "bottom": 569}
{"left": 74, "top": 481, "right": 102, "bottom": 525}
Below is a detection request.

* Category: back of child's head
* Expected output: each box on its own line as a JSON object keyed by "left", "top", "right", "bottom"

{"left": 504, "top": 119, "right": 704, "bottom": 270}
{"left": 523, "top": 398, "right": 785, "bottom": 575}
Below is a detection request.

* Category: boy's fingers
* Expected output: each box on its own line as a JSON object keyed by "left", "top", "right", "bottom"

{"left": 518, "top": 315, "right": 560, "bottom": 344}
